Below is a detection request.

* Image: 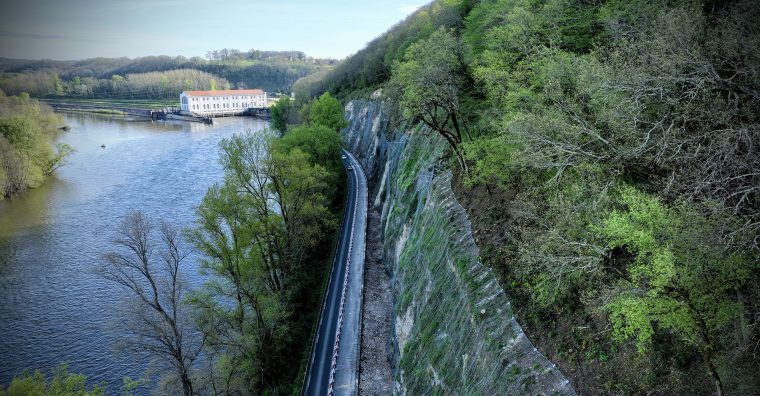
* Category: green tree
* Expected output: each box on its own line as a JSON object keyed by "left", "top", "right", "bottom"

{"left": 0, "top": 363, "right": 105, "bottom": 396}
{"left": 270, "top": 96, "right": 296, "bottom": 133}
{"left": 189, "top": 178, "right": 289, "bottom": 393}
{"left": 52, "top": 73, "right": 64, "bottom": 96}
{"left": 597, "top": 187, "right": 755, "bottom": 396}
{"left": 305, "top": 92, "right": 347, "bottom": 132}
{"left": 275, "top": 123, "right": 344, "bottom": 193}
{"left": 390, "top": 27, "right": 468, "bottom": 171}
{"left": 0, "top": 92, "right": 71, "bottom": 199}
{"left": 189, "top": 130, "right": 336, "bottom": 393}
{"left": 281, "top": 0, "right": 760, "bottom": 393}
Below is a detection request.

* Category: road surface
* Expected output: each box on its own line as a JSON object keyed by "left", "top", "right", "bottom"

{"left": 304, "top": 150, "right": 367, "bottom": 396}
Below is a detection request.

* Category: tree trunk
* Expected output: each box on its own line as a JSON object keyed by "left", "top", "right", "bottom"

{"left": 422, "top": 118, "right": 469, "bottom": 175}
{"left": 180, "top": 367, "right": 194, "bottom": 396}
{"left": 455, "top": 146, "right": 469, "bottom": 177}
{"left": 704, "top": 350, "right": 724, "bottom": 396}
{"left": 450, "top": 112, "right": 464, "bottom": 144}
{"left": 686, "top": 297, "right": 724, "bottom": 396}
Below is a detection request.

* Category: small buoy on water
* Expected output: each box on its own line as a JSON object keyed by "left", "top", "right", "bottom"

{"left": 101, "top": 144, "right": 106, "bottom": 148}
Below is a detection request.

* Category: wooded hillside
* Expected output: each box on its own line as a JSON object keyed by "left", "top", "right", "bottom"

{"left": 296, "top": 0, "right": 760, "bottom": 394}
{"left": 0, "top": 49, "right": 336, "bottom": 99}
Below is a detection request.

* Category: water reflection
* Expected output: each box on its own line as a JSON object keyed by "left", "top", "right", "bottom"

{"left": 0, "top": 113, "right": 268, "bottom": 392}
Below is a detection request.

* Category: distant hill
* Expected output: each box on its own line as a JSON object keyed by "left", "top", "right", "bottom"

{"left": 0, "top": 50, "right": 337, "bottom": 98}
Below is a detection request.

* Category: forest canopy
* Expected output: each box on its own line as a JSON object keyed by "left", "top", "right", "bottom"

{"left": 295, "top": 0, "right": 760, "bottom": 394}
{"left": 0, "top": 49, "right": 337, "bottom": 99}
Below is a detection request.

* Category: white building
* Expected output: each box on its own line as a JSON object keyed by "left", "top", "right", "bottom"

{"left": 180, "top": 89, "right": 267, "bottom": 116}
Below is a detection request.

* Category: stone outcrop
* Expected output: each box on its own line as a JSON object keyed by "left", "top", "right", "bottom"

{"left": 344, "top": 98, "right": 576, "bottom": 395}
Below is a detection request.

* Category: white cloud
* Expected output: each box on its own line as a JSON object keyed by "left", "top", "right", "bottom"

{"left": 399, "top": 4, "right": 421, "bottom": 15}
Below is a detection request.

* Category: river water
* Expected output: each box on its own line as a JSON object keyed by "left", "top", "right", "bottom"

{"left": 0, "top": 113, "right": 268, "bottom": 392}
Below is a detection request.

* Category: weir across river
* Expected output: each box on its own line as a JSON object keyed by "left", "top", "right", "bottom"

{"left": 43, "top": 100, "right": 271, "bottom": 124}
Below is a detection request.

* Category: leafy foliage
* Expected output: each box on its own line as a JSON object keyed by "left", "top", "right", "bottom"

{"left": 599, "top": 188, "right": 753, "bottom": 354}
{"left": 188, "top": 95, "right": 346, "bottom": 393}
{"left": 0, "top": 364, "right": 105, "bottom": 396}
{"left": 292, "top": 0, "right": 476, "bottom": 101}
{"left": 276, "top": 123, "right": 345, "bottom": 193}
{"left": 301, "top": 92, "right": 348, "bottom": 132}
{"left": 0, "top": 91, "right": 71, "bottom": 198}
{"left": 302, "top": 0, "right": 760, "bottom": 393}
{"left": 390, "top": 27, "right": 468, "bottom": 170}
{"left": 598, "top": 187, "right": 754, "bottom": 393}
{"left": 269, "top": 96, "right": 297, "bottom": 133}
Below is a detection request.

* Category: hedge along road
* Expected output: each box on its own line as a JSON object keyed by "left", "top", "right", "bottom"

{"left": 304, "top": 149, "right": 367, "bottom": 396}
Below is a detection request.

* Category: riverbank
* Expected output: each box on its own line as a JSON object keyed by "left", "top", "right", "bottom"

{"left": 0, "top": 92, "right": 69, "bottom": 200}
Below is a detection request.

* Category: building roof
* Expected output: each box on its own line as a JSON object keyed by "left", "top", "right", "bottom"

{"left": 182, "top": 89, "right": 265, "bottom": 97}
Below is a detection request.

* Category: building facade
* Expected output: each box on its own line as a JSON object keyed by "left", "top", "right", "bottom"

{"left": 180, "top": 89, "right": 267, "bottom": 115}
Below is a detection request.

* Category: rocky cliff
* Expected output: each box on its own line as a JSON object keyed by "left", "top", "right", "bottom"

{"left": 344, "top": 99, "right": 576, "bottom": 395}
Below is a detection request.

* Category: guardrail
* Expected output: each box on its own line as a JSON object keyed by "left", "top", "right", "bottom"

{"left": 300, "top": 157, "right": 351, "bottom": 395}
{"left": 303, "top": 150, "right": 365, "bottom": 396}
{"left": 327, "top": 153, "right": 360, "bottom": 395}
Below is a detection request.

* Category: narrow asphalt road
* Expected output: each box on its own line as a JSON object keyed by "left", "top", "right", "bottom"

{"left": 304, "top": 150, "right": 366, "bottom": 396}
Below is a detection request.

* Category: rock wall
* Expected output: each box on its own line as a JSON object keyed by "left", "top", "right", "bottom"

{"left": 344, "top": 99, "right": 576, "bottom": 395}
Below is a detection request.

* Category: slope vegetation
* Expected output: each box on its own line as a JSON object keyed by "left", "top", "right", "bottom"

{"left": 298, "top": 0, "right": 760, "bottom": 394}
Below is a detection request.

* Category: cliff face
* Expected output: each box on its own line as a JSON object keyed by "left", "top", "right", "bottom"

{"left": 344, "top": 99, "right": 576, "bottom": 395}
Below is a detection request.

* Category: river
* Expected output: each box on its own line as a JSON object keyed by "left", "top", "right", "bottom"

{"left": 0, "top": 113, "right": 268, "bottom": 392}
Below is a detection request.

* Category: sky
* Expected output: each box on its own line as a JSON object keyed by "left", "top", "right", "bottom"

{"left": 0, "top": 0, "right": 423, "bottom": 60}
